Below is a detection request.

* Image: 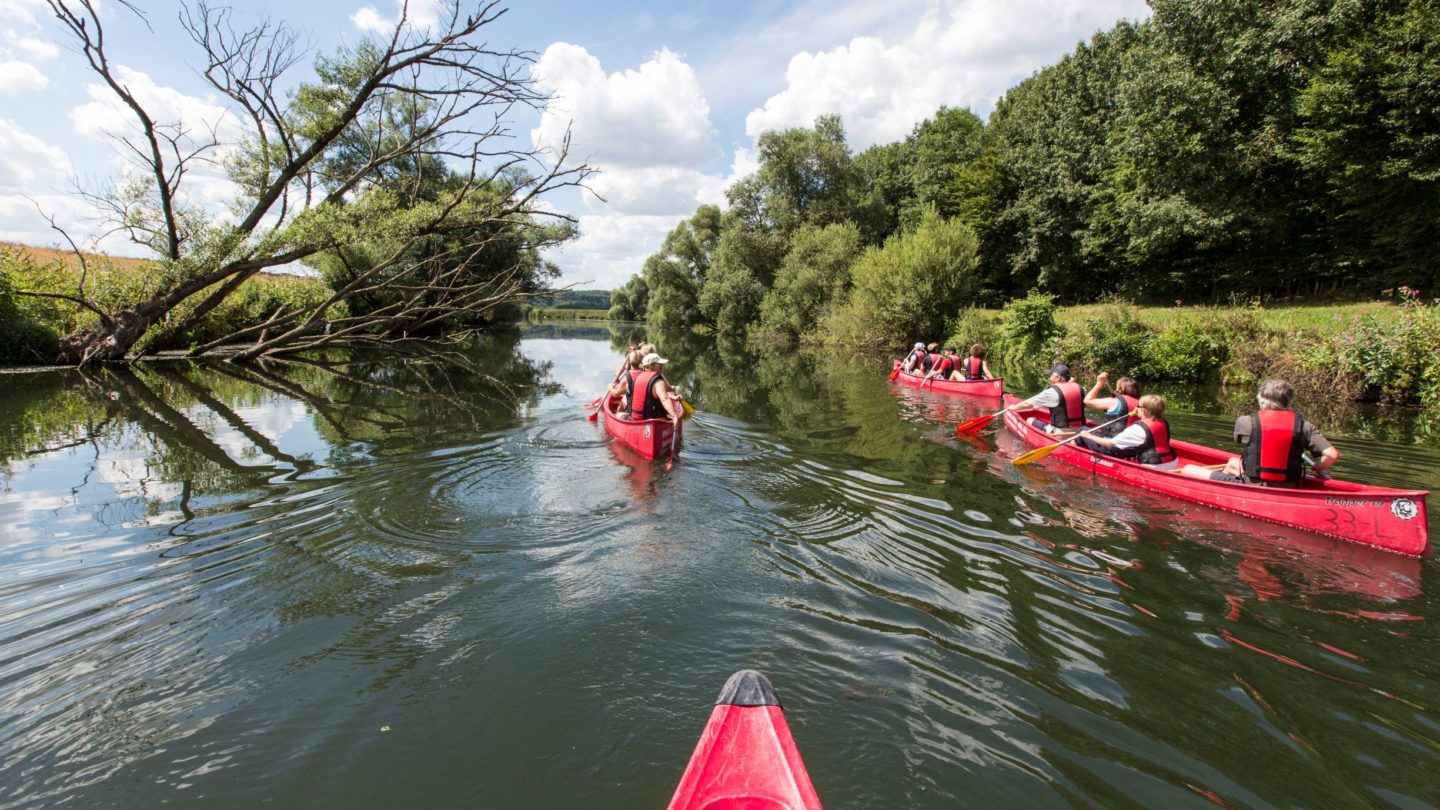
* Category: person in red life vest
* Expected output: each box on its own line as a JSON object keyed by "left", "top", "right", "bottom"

{"left": 1007, "top": 363, "right": 1086, "bottom": 434}
{"left": 1179, "top": 378, "right": 1338, "bottom": 485}
{"left": 901, "top": 342, "right": 928, "bottom": 374}
{"left": 624, "top": 352, "right": 680, "bottom": 422}
{"left": 957, "top": 344, "right": 991, "bottom": 380}
{"left": 606, "top": 347, "right": 647, "bottom": 412}
{"left": 1076, "top": 394, "right": 1179, "bottom": 470}
{"left": 923, "top": 346, "right": 956, "bottom": 382}
{"left": 1084, "top": 372, "right": 1141, "bottom": 438}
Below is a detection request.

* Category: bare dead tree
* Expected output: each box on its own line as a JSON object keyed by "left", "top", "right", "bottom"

{"left": 26, "top": 0, "right": 591, "bottom": 364}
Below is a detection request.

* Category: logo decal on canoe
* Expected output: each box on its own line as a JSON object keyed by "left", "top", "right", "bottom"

{"left": 993, "top": 381, "right": 1000, "bottom": 389}
{"left": 1391, "top": 498, "right": 1418, "bottom": 521}
{"left": 643, "top": 426, "right": 652, "bottom": 438}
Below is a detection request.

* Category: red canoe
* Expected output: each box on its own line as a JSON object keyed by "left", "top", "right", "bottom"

{"left": 668, "top": 670, "right": 823, "bottom": 810}
{"left": 601, "top": 393, "right": 680, "bottom": 460}
{"left": 890, "top": 360, "right": 1003, "bottom": 398}
{"left": 999, "top": 394, "right": 1430, "bottom": 556}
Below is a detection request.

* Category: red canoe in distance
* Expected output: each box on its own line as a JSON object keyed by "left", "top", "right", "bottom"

{"left": 668, "top": 670, "right": 823, "bottom": 810}
{"left": 890, "top": 359, "right": 1004, "bottom": 398}
{"left": 1000, "top": 394, "right": 1431, "bottom": 556}
{"left": 600, "top": 393, "right": 680, "bottom": 461}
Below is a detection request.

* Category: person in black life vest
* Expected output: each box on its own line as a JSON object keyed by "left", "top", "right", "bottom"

{"left": 1084, "top": 373, "right": 1141, "bottom": 438}
{"left": 923, "top": 346, "right": 956, "bottom": 382}
{"left": 901, "top": 342, "right": 928, "bottom": 374}
{"left": 624, "top": 352, "right": 680, "bottom": 422}
{"left": 1179, "top": 378, "right": 1338, "bottom": 485}
{"left": 1076, "top": 394, "right": 1179, "bottom": 470}
{"left": 1008, "top": 363, "right": 1086, "bottom": 434}
{"left": 958, "top": 343, "right": 991, "bottom": 380}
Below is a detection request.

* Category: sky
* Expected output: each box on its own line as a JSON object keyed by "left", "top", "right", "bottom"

{"left": 0, "top": 0, "right": 1150, "bottom": 290}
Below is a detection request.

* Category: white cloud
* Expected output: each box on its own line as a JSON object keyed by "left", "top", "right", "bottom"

{"left": 0, "top": 118, "right": 69, "bottom": 188}
{"left": 546, "top": 212, "right": 680, "bottom": 289}
{"left": 4, "top": 31, "right": 59, "bottom": 60}
{"left": 349, "top": 0, "right": 446, "bottom": 34}
{"left": 0, "top": 59, "right": 46, "bottom": 93}
{"left": 744, "top": 0, "right": 1150, "bottom": 150}
{"left": 0, "top": 0, "right": 47, "bottom": 28}
{"left": 70, "top": 66, "right": 244, "bottom": 221}
{"left": 533, "top": 44, "right": 721, "bottom": 173}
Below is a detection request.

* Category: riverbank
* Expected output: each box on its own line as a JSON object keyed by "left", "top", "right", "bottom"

{"left": 945, "top": 292, "right": 1440, "bottom": 408}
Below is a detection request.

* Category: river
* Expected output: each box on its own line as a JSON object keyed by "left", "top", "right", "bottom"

{"left": 1, "top": 324, "right": 1437, "bottom": 808}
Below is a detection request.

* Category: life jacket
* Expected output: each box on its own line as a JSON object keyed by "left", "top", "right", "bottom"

{"left": 1136, "top": 419, "right": 1176, "bottom": 465}
{"left": 627, "top": 370, "right": 668, "bottom": 420}
{"left": 1098, "top": 394, "right": 1140, "bottom": 438}
{"left": 1242, "top": 410, "right": 1305, "bottom": 485}
{"left": 964, "top": 357, "right": 985, "bottom": 379}
{"left": 906, "top": 349, "right": 927, "bottom": 372}
{"left": 1048, "top": 381, "right": 1085, "bottom": 429}
{"left": 930, "top": 354, "right": 954, "bottom": 376}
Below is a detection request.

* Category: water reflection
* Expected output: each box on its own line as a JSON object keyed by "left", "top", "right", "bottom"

{"left": 1, "top": 326, "right": 1437, "bottom": 809}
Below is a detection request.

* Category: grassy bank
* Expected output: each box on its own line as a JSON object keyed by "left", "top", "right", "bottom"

{"left": 947, "top": 293, "right": 1440, "bottom": 408}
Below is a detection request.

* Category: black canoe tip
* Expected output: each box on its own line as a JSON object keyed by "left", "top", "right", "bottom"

{"left": 716, "top": 669, "right": 782, "bottom": 708}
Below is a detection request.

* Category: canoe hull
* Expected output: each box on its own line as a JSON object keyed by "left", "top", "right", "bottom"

{"left": 890, "top": 360, "right": 1003, "bottom": 398}
{"left": 1000, "top": 395, "right": 1430, "bottom": 556}
{"left": 601, "top": 395, "right": 679, "bottom": 460}
{"left": 668, "top": 670, "right": 823, "bottom": 810}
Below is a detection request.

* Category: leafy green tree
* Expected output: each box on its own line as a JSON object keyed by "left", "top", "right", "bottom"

{"left": 821, "top": 207, "right": 979, "bottom": 347}
{"left": 608, "top": 275, "right": 649, "bottom": 321}
{"left": 643, "top": 205, "right": 721, "bottom": 330}
{"left": 755, "top": 222, "right": 861, "bottom": 342}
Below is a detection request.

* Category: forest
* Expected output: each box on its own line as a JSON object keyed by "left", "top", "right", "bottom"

{"left": 610, "top": 0, "right": 1440, "bottom": 371}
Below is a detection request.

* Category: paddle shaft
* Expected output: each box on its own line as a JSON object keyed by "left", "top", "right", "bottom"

{"left": 1012, "top": 410, "right": 1134, "bottom": 465}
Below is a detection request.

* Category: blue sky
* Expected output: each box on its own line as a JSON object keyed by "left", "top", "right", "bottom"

{"left": 0, "top": 0, "right": 1149, "bottom": 289}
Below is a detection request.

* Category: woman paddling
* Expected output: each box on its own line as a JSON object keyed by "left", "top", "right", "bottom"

{"left": 1075, "top": 394, "right": 1179, "bottom": 470}
{"left": 1084, "top": 373, "right": 1140, "bottom": 438}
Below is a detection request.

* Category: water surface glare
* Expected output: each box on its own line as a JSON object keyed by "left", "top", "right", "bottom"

{"left": 1, "top": 328, "right": 1438, "bottom": 808}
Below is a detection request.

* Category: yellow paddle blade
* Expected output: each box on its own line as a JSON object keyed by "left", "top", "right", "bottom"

{"left": 680, "top": 399, "right": 695, "bottom": 419}
{"left": 1011, "top": 441, "right": 1063, "bottom": 466}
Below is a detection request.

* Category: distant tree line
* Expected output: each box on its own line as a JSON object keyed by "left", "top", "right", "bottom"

{"left": 610, "top": 0, "right": 1440, "bottom": 347}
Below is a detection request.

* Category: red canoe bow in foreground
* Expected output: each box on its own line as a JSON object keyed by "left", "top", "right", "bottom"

{"left": 601, "top": 394, "right": 680, "bottom": 461}
{"left": 668, "top": 670, "right": 823, "bottom": 810}
{"left": 999, "top": 395, "right": 1430, "bottom": 556}
{"left": 889, "top": 360, "right": 1003, "bottom": 398}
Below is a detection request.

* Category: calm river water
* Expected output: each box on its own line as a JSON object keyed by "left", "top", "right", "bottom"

{"left": 1, "top": 324, "right": 1438, "bottom": 808}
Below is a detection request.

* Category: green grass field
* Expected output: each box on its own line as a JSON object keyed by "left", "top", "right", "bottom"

{"left": 1053, "top": 301, "right": 1399, "bottom": 336}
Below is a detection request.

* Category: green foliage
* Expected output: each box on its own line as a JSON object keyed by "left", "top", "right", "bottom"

{"left": 1330, "top": 289, "right": 1440, "bottom": 406}
{"left": 0, "top": 260, "right": 58, "bottom": 365}
{"left": 822, "top": 208, "right": 979, "bottom": 347}
{"left": 755, "top": 222, "right": 861, "bottom": 343}
{"left": 996, "top": 290, "right": 1063, "bottom": 371}
{"left": 608, "top": 275, "right": 649, "bottom": 322}
{"left": 643, "top": 205, "right": 721, "bottom": 330}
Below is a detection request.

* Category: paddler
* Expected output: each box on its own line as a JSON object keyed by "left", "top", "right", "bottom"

{"left": 1084, "top": 373, "right": 1141, "bottom": 438}
{"left": 624, "top": 352, "right": 681, "bottom": 422}
{"left": 958, "top": 344, "right": 991, "bottom": 380}
{"left": 1075, "top": 394, "right": 1179, "bottom": 470}
{"left": 1178, "top": 378, "right": 1338, "bottom": 485}
{"left": 901, "top": 342, "right": 928, "bottom": 374}
{"left": 1006, "top": 363, "right": 1085, "bottom": 434}
{"left": 923, "top": 346, "right": 956, "bottom": 382}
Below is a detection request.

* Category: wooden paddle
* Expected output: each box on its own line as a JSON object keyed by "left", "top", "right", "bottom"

{"left": 1012, "top": 411, "right": 1134, "bottom": 466}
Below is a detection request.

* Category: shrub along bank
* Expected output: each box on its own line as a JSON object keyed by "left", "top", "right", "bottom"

{"left": 0, "top": 246, "right": 335, "bottom": 365}
{"left": 945, "top": 290, "right": 1440, "bottom": 408}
